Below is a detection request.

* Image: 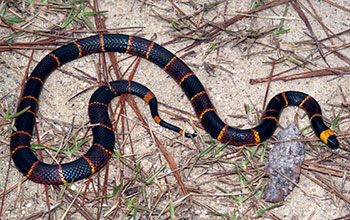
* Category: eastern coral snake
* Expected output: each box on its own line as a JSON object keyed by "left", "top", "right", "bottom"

{"left": 10, "top": 34, "right": 339, "bottom": 184}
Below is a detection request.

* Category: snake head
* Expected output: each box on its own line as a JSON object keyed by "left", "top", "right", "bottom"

{"left": 327, "top": 135, "right": 339, "bottom": 149}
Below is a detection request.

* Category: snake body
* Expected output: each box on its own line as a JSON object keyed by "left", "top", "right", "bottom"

{"left": 10, "top": 34, "right": 339, "bottom": 184}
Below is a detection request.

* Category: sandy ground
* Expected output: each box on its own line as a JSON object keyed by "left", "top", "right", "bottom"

{"left": 0, "top": 0, "right": 349, "bottom": 219}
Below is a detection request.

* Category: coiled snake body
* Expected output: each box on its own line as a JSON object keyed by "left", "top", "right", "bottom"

{"left": 10, "top": 34, "right": 339, "bottom": 184}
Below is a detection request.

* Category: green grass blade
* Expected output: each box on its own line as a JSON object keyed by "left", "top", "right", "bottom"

{"left": 213, "top": 142, "right": 229, "bottom": 156}
{"left": 260, "top": 142, "right": 267, "bottom": 162}
{"left": 332, "top": 107, "right": 343, "bottom": 131}
{"left": 146, "top": 164, "right": 166, "bottom": 185}
{"left": 169, "top": 198, "right": 175, "bottom": 220}
{"left": 236, "top": 166, "right": 245, "bottom": 185}
{"left": 250, "top": 0, "right": 264, "bottom": 9}
{"left": 79, "top": 14, "right": 95, "bottom": 29}
{"left": 6, "top": 106, "right": 30, "bottom": 119}
{"left": 256, "top": 201, "right": 284, "bottom": 215}
{"left": 199, "top": 143, "right": 217, "bottom": 158}
{"left": 274, "top": 5, "right": 289, "bottom": 35}
{"left": 81, "top": 10, "right": 107, "bottom": 16}
{"left": 216, "top": 186, "right": 243, "bottom": 203}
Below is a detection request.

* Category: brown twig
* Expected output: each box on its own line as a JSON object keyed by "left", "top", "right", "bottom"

{"left": 250, "top": 67, "right": 350, "bottom": 84}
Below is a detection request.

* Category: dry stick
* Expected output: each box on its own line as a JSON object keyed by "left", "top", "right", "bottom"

{"left": 315, "top": 43, "right": 350, "bottom": 65}
{"left": 168, "top": 0, "right": 199, "bottom": 29}
{"left": 0, "top": 15, "right": 17, "bottom": 34}
{"left": 0, "top": 45, "right": 59, "bottom": 52}
{"left": 0, "top": 37, "right": 61, "bottom": 47}
{"left": 339, "top": 85, "right": 348, "bottom": 104}
{"left": 100, "top": 51, "right": 109, "bottom": 86}
{"left": 132, "top": 96, "right": 190, "bottom": 196}
{"left": 297, "top": 5, "right": 350, "bottom": 64}
{"left": 65, "top": 60, "right": 99, "bottom": 83}
{"left": 307, "top": 210, "right": 316, "bottom": 220}
{"left": 109, "top": 58, "right": 140, "bottom": 139}
{"left": 334, "top": 215, "right": 350, "bottom": 220}
{"left": 272, "top": 167, "right": 319, "bottom": 205}
{"left": 81, "top": 175, "right": 94, "bottom": 207}
{"left": 126, "top": 58, "right": 143, "bottom": 166}
{"left": 64, "top": 26, "right": 144, "bottom": 34}
{"left": 0, "top": 23, "right": 75, "bottom": 39}
{"left": 160, "top": 0, "right": 290, "bottom": 51}
{"left": 290, "top": 0, "right": 330, "bottom": 67}
{"left": 310, "top": 156, "right": 350, "bottom": 174}
{"left": 250, "top": 66, "right": 350, "bottom": 84}
{"left": 12, "top": 50, "right": 97, "bottom": 85}
{"left": 305, "top": 0, "right": 334, "bottom": 45}
{"left": 301, "top": 171, "right": 350, "bottom": 204}
{"left": 262, "top": 62, "right": 275, "bottom": 110}
{"left": 0, "top": 29, "right": 144, "bottom": 51}
{"left": 59, "top": 186, "right": 84, "bottom": 220}
{"left": 106, "top": 199, "right": 123, "bottom": 218}
{"left": 304, "top": 33, "right": 350, "bottom": 65}
{"left": 181, "top": 0, "right": 291, "bottom": 52}
{"left": 323, "top": 0, "right": 350, "bottom": 12}
{"left": 0, "top": 177, "right": 27, "bottom": 199}
{"left": 125, "top": 88, "right": 190, "bottom": 196}
{"left": 20, "top": 200, "right": 62, "bottom": 220}
{"left": 54, "top": 186, "right": 95, "bottom": 218}
{"left": 0, "top": 17, "right": 142, "bottom": 37}
{"left": 159, "top": 101, "right": 197, "bottom": 118}
{"left": 314, "top": 173, "right": 350, "bottom": 203}
{"left": 320, "top": 28, "right": 350, "bottom": 44}
{"left": 250, "top": 29, "right": 350, "bottom": 84}
{"left": 0, "top": 156, "right": 13, "bottom": 219}
{"left": 302, "top": 163, "right": 350, "bottom": 179}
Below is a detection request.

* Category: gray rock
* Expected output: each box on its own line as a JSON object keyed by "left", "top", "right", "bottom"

{"left": 263, "top": 123, "right": 305, "bottom": 203}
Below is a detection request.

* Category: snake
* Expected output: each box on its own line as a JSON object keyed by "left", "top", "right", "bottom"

{"left": 10, "top": 34, "right": 339, "bottom": 184}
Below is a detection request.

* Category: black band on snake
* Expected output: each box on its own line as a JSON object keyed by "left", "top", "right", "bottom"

{"left": 10, "top": 34, "right": 339, "bottom": 184}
